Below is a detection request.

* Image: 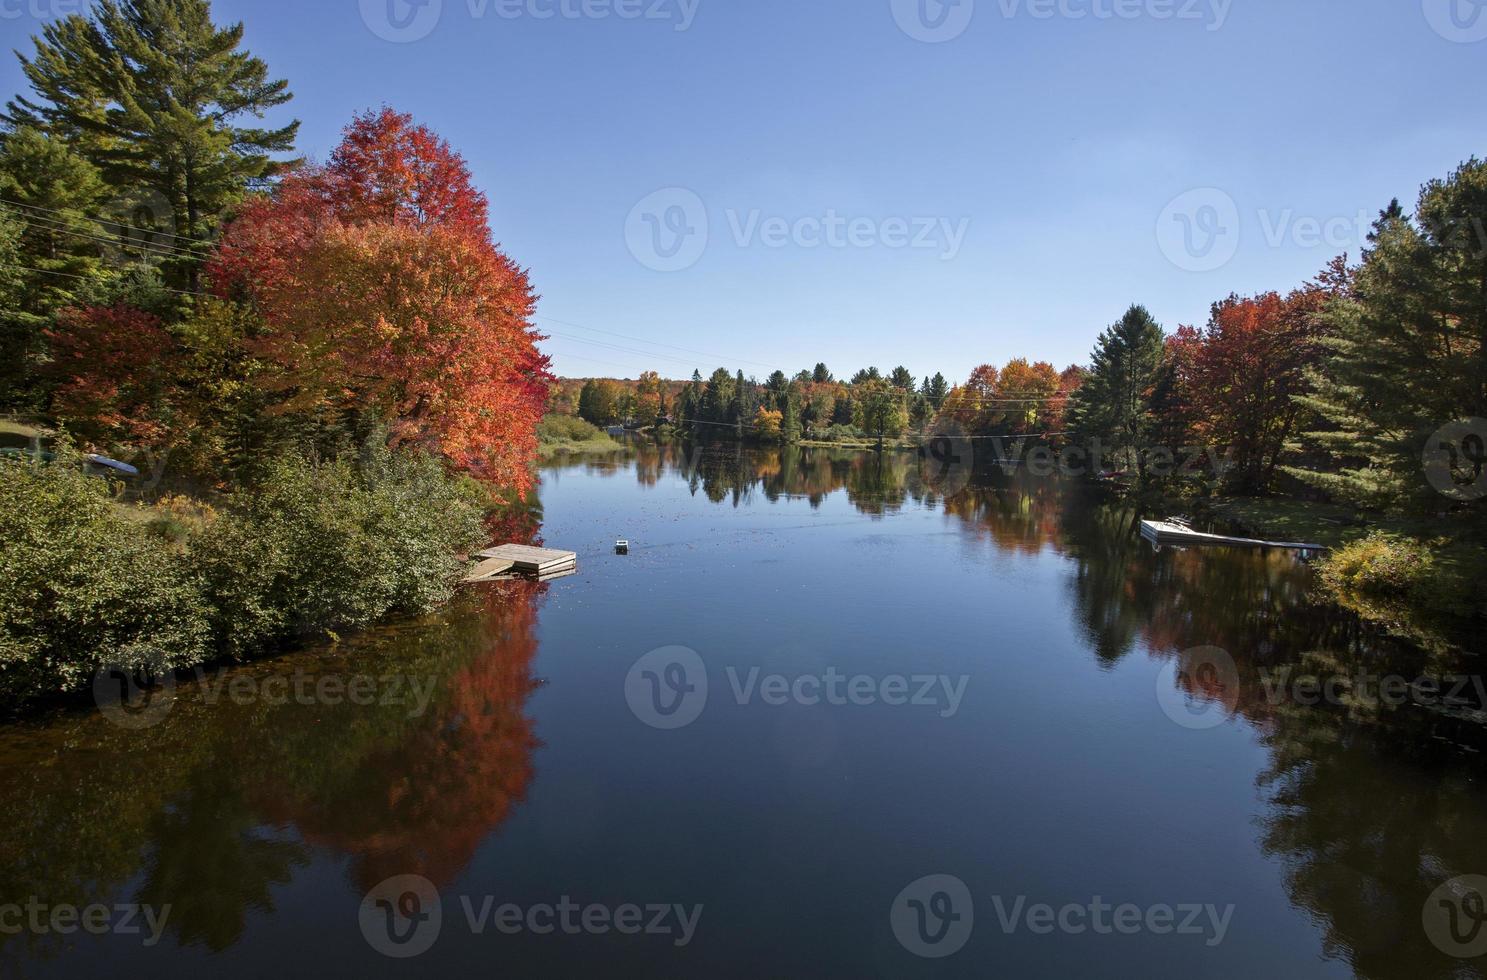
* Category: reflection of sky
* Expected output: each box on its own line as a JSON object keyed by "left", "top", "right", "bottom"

{"left": 8, "top": 448, "right": 1484, "bottom": 978}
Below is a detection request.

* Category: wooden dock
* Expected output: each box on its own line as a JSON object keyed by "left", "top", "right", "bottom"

{"left": 464, "top": 544, "right": 578, "bottom": 583}
{"left": 1140, "top": 520, "right": 1327, "bottom": 553}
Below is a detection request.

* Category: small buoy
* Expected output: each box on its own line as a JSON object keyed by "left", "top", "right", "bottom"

{"left": 615, "top": 539, "right": 630, "bottom": 555}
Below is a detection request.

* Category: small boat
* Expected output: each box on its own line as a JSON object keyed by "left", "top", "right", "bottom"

{"left": 85, "top": 454, "right": 140, "bottom": 477}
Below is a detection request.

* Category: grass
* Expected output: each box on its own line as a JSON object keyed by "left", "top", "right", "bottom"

{"left": 536, "top": 415, "right": 624, "bottom": 457}
{"left": 1200, "top": 496, "right": 1421, "bottom": 550}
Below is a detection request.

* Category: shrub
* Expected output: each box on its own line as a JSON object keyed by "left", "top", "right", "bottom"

{"left": 1318, "top": 533, "right": 1432, "bottom": 597}
{"left": 0, "top": 457, "right": 211, "bottom": 704}
{"left": 536, "top": 414, "right": 620, "bottom": 454}
{"left": 190, "top": 448, "right": 487, "bottom": 657}
{"left": 0, "top": 446, "right": 491, "bottom": 705}
{"left": 538, "top": 414, "right": 604, "bottom": 442}
{"left": 1317, "top": 531, "right": 1481, "bottom": 650}
{"left": 816, "top": 424, "right": 861, "bottom": 443}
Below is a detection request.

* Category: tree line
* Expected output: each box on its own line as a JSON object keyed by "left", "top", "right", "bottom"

{"left": 575, "top": 363, "right": 954, "bottom": 448}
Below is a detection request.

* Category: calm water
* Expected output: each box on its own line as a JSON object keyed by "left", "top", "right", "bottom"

{"left": 2, "top": 443, "right": 1485, "bottom": 979}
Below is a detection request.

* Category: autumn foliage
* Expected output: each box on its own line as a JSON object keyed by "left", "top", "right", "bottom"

{"left": 940, "top": 358, "right": 1078, "bottom": 438}
{"left": 209, "top": 108, "right": 552, "bottom": 495}
{"left": 1172, "top": 287, "right": 1329, "bottom": 491}
{"left": 44, "top": 304, "right": 183, "bottom": 447}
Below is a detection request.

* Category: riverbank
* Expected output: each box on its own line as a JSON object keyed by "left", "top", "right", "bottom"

{"left": 1191, "top": 494, "right": 1483, "bottom": 654}
{"left": 0, "top": 446, "right": 496, "bottom": 710}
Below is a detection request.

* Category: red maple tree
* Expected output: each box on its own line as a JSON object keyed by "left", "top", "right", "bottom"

{"left": 210, "top": 108, "right": 552, "bottom": 495}
{"left": 44, "top": 304, "right": 182, "bottom": 448}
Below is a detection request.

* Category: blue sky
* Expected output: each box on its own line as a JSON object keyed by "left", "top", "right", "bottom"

{"left": 3, "top": 0, "right": 1483, "bottom": 382}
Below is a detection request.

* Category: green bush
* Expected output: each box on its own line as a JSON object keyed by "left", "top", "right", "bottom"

{"left": 191, "top": 448, "right": 488, "bottom": 657}
{"left": 1319, "top": 533, "right": 1432, "bottom": 597}
{"left": 1317, "top": 531, "right": 1482, "bottom": 651}
{"left": 536, "top": 413, "right": 620, "bottom": 454}
{"left": 538, "top": 414, "right": 604, "bottom": 442}
{"left": 815, "top": 424, "right": 862, "bottom": 443}
{"left": 0, "top": 447, "right": 490, "bottom": 705}
{"left": 0, "top": 457, "right": 211, "bottom": 703}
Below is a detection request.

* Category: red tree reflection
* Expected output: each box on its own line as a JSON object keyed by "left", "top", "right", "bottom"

{"left": 255, "top": 580, "right": 546, "bottom": 889}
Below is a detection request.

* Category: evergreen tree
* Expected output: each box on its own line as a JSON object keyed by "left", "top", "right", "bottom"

{"left": 781, "top": 384, "right": 803, "bottom": 444}
{"left": 0, "top": 128, "right": 109, "bottom": 407}
{"left": 676, "top": 369, "right": 703, "bottom": 426}
{"left": 1066, "top": 304, "right": 1166, "bottom": 474}
{"left": 766, "top": 369, "right": 788, "bottom": 408}
{"left": 889, "top": 366, "right": 915, "bottom": 390}
{"left": 702, "top": 368, "right": 734, "bottom": 426}
{"left": 923, "top": 372, "right": 949, "bottom": 409}
{"left": 730, "top": 370, "right": 750, "bottom": 431}
{"left": 813, "top": 362, "right": 832, "bottom": 384}
{"left": 1365, "top": 198, "right": 1407, "bottom": 247}
{"left": 1288, "top": 159, "right": 1487, "bottom": 516}
{"left": 6, "top": 0, "right": 300, "bottom": 290}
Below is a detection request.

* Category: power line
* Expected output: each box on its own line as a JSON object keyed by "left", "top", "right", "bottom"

{"left": 541, "top": 331, "right": 718, "bottom": 371}
{"left": 534, "top": 312, "right": 783, "bottom": 373}
{"left": 0, "top": 196, "right": 208, "bottom": 246}
{"left": 2, "top": 207, "right": 205, "bottom": 263}
{"left": 0, "top": 260, "right": 203, "bottom": 298}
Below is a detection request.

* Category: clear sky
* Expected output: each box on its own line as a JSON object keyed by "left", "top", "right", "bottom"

{"left": 3, "top": 0, "right": 1483, "bottom": 382}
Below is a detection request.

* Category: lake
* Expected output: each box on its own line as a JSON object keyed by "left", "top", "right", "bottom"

{"left": 2, "top": 443, "right": 1484, "bottom": 979}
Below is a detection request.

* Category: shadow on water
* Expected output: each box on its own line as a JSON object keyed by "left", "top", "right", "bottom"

{"left": 2, "top": 441, "right": 1484, "bottom": 978}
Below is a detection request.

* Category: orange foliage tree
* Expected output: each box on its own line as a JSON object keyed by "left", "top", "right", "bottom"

{"left": 209, "top": 108, "right": 552, "bottom": 495}
{"left": 1176, "top": 288, "right": 1328, "bottom": 491}
{"left": 44, "top": 304, "right": 184, "bottom": 448}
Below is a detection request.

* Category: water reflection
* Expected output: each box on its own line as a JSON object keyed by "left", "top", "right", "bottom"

{"left": 0, "top": 580, "right": 545, "bottom": 961}
{"left": 2, "top": 444, "right": 1484, "bottom": 978}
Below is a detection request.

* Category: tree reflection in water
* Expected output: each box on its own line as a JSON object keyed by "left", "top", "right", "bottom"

{"left": 2, "top": 444, "right": 1484, "bottom": 978}
{"left": 609, "top": 441, "right": 1487, "bottom": 979}
{"left": 0, "top": 579, "right": 546, "bottom": 958}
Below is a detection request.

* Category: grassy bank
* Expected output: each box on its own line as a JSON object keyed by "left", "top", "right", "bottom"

{"left": 1200, "top": 496, "right": 1378, "bottom": 550}
{"left": 537, "top": 416, "right": 624, "bottom": 456}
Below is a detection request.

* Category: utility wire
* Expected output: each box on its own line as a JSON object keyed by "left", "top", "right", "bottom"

{"left": 0, "top": 260, "right": 203, "bottom": 298}
{"left": 0, "top": 196, "right": 208, "bottom": 246}
{"left": 2, "top": 208, "right": 205, "bottom": 263}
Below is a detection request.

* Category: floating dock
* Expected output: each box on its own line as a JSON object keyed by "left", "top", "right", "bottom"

{"left": 1139, "top": 520, "right": 1327, "bottom": 553}
{"left": 464, "top": 544, "right": 578, "bottom": 583}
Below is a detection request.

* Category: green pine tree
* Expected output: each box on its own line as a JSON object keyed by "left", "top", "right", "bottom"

{"left": 1287, "top": 159, "right": 1487, "bottom": 517}
{"left": 1066, "top": 304, "right": 1166, "bottom": 475}
{"left": 6, "top": 0, "right": 301, "bottom": 290}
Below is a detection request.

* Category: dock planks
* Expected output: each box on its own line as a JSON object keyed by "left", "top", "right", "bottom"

{"left": 465, "top": 544, "right": 578, "bottom": 582}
